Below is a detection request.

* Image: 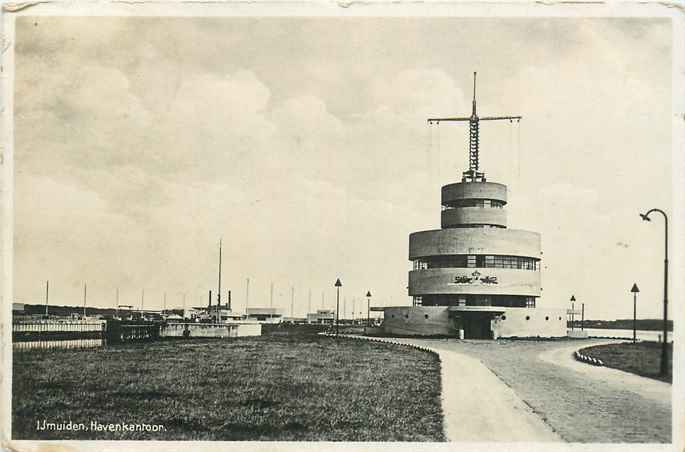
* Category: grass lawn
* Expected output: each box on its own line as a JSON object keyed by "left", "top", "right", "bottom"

{"left": 13, "top": 333, "right": 445, "bottom": 441}
{"left": 580, "top": 341, "right": 673, "bottom": 383}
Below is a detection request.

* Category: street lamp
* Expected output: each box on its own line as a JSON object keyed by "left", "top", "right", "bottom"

{"left": 630, "top": 283, "right": 640, "bottom": 344}
{"left": 570, "top": 295, "right": 576, "bottom": 332}
{"left": 366, "top": 290, "right": 372, "bottom": 327}
{"left": 640, "top": 208, "right": 669, "bottom": 377}
{"left": 334, "top": 278, "right": 342, "bottom": 336}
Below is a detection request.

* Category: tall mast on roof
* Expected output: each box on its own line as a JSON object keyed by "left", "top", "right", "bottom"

{"left": 428, "top": 72, "right": 522, "bottom": 182}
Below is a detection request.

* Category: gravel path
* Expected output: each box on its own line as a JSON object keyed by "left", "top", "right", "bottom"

{"left": 408, "top": 338, "right": 672, "bottom": 443}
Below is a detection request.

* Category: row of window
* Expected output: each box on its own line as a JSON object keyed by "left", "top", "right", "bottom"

{"left": 413, "top": 255, "right": 539, "bottom": 271}
{"left": 445, "top": 224, "right": 506, "bottom": 229}
{"left": 418, "top": 295, "right": 536, "bottom": 308}
{"left": 442, "top": 199, "right": 506, "bottom": 210}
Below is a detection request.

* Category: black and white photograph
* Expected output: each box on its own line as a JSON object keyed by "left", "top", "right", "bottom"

{"left": 2, "top": 2, "right": 683, "bottom": 450}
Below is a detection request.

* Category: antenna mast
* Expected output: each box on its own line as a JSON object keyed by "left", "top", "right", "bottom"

{"left": 217, "top": 239, "right": 222, "bottom": 322}
{"left": 428, "top": 72, "right": 522, "bottom": 182}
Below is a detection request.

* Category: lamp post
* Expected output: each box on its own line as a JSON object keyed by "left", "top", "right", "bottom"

{"left": 334, "top": 278, "right": 342, "bottom": 336}
{"left": 570, "top": 295, "right": 576, "bottom": 332}
{"left": 630, "top": 283, "right": 640, "bottom": 344}
{"left": 640, "top": 209, "right": 669, "bottom": 377}
{"left": 366, "top": 290, "right": 372, "bottom": 327}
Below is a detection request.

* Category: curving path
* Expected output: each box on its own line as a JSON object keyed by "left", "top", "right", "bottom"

{"left": 411, "top": 338, "right": 671, "bottom": 443}
{"left": 357, "top": 336, "right": 560, "bottom": 442}
{"left": 537, "top": 340, "right": 671, "bottom": 405}
{"left": 354, "top": 336, "right": 672, "bottom": 443}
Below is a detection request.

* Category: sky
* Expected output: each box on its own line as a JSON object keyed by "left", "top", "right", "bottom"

{"left": 12, "top": 17, "right": 672, "bottom": 320}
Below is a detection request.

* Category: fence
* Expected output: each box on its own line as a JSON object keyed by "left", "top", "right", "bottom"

{"left": 13, "top": 321, "right": 106, "bottom": 351}
{"left": 13, "top": 319, "right": 262, "bottom": 351}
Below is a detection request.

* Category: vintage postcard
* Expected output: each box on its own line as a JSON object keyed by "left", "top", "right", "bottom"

{"left": 1, "top": 1, "right": 683, "bottom": 451}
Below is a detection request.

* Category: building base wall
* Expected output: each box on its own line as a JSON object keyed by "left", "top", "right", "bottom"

{"left": 492, "top": 308, "right": 566, "bottom": 338}
{"left": 381, "top": 306, "right": 566, "bottom": 338}
{"left": 382, "top": 306, "right": 454, "bottom": 336}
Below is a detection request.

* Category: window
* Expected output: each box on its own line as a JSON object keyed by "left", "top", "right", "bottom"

{"left": 421, "top": 255, "right": 539, "bottom": 270}
{"left": 545, "top": 316, "right": 549, "bottom": 321}
{"left": 424, "top": 314, "right": 429, "bottom": 319}
{"left": 404, "top": 314, "right": 409, "bottom": 319}
{"left": 443, "top": 199, "right": 505, "bottom": 209}
{"left": 501, "top": 315, "right": 507, "bottom": 321}
{"left": 525, "top": 298, "right": 536, "bottom": 308}
{"left": 525, "top": 316, "right": 530, "bottom": 321}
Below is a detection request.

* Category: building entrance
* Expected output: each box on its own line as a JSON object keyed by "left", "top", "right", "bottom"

{"left": 461, "top": 312, "right": 495, "bottom": 339}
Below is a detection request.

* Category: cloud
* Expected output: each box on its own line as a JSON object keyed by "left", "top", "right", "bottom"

{"left": 13, "top": 17, "right": 672, "bottom": 319}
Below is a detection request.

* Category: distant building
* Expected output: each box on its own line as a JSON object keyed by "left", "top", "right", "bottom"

{"left": 246, "top": 307, "right": 283, "bottom": 323}
{"left": 282, "top": 316, "right": 307, "bottom": 324}
{"left": 307, "top": 309, "right": 335, "bottom": 325}
{"left": 12, "top": 303, "right": 26, "bottom": 316}
{"left": 186, "top": 306, "right": 243, "bottom": 323}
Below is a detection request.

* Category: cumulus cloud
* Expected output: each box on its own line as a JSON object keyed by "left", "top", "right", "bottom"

{"left": 13, "top": 17, "right": 672, "bottom": 319}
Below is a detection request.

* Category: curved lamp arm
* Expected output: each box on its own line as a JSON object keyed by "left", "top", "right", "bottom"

{"left": 640, "top": 208, "right": 668, "bottom": 259}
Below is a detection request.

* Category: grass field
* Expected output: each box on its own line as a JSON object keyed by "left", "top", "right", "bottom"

{"left": 580, "top": 341, "right": 673, "bottom": 383}
{"left": 13, "top": 331, "right": 445, "bottom": 441}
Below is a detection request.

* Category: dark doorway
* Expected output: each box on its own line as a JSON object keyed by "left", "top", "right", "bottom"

{"left": 462, "top": 312, "right": 494, "bottom": 339}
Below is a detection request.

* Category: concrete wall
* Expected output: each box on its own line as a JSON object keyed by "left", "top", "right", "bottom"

{"left": 409, "top": 228, "right": 541, "bottom": 259}
{"left": 409, "top": 268, "right": 541, "bottom": 297}
{"left": 381, "top": 306, "right": 566, "bottom": 338}
{"left": 161, "top": 322, "right": 262, "bottom": 338}
{"left": 382, "top": 306, "right": 454, "bottom": 336}
{"left": 442, "top": 182, "right": 507, "bottom": 205}
{"left": 441, "top": 207, "right": 507, "bottom": 228}
{"left": 492, "top": 308, "right": 567, "bottom": 338}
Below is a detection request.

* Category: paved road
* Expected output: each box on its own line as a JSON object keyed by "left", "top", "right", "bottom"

{"left": 538, "top": 341, "right": 671, "bottom": 406}
{"left": 407, "top": 338, "right": 672, "bottom": 443}
{"left": 364, "top": 337, "right": 560, "bottom": 442}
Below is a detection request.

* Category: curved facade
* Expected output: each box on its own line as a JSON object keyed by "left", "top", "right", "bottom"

{"left": 380, "top": 76, "right": 566, "bottom": 339}
{"left": 382, "top": 174, "right": 565, "bottom": 339}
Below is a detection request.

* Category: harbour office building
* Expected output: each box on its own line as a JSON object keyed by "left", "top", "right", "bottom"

{"left": 381, "top": 74, "right": 566, "bottom": 339}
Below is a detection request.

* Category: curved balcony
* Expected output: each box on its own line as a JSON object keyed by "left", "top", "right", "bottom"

{"left": 442, "top": 182, "right": 507, "bottom": 206}
{"left": 409, "top": 268, "right": 541, "bottom": 297}
{"left": 441, "top": 207, "right": 507, "bottom": 228}
{"left": 409, "top": 228, "right": 541, "bottom": 260}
